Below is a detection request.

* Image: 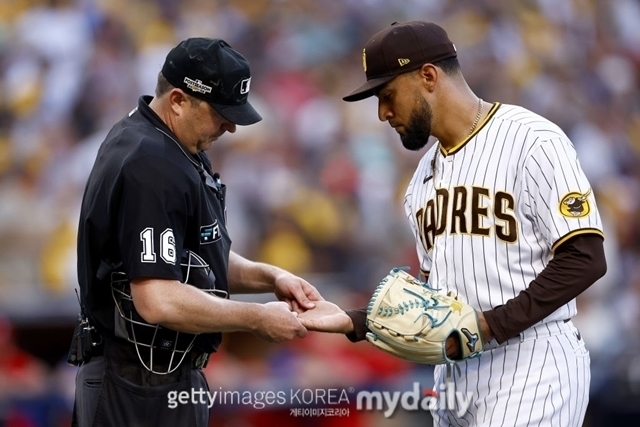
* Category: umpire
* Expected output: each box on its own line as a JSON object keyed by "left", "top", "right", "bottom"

{"left": 70, "top": 38, "right": 321, "bottom": 427}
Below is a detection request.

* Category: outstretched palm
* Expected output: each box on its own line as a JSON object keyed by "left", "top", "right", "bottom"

{"left": 297, "top": 300, "right": 353, "bottom": 334}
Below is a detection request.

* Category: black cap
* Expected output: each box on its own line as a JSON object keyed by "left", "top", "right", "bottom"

{"left": 343, "top": 21, "right": 457, "bottom": 102}
{"left": 161, "top": 38, "right": 262, "bottom": 125}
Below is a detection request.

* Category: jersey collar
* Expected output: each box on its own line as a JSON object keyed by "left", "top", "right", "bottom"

{"left": 137, "top": 95, "right": 171, "bottom": 133}
{"left": 136, "top": 96, "right": 221, "bottom": 197}
{"left": 136, "top": 95, "right": 203, "bottom": 170}
{"left": 439, "top": 102, "right": 501, "bottom": 157}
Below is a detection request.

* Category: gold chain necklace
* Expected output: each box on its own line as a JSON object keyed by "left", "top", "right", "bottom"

{"left": 468, "top": 98, "right": 483, "bottom": 136}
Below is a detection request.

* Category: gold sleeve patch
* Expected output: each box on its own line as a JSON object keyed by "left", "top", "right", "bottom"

{"left": 559, "top": 189, "right": 591, "bottom": 218}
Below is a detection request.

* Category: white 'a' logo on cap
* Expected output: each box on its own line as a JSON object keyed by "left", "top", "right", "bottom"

{"left": 240, "top": 78, "right": 251, "bottom": 94}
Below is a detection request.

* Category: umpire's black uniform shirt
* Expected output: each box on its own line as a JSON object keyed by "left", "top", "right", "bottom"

{"left": 77, "top": 95, "right": 231, "bottom": 354}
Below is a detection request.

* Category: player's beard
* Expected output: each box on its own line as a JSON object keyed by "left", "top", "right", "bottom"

{"left": 400, "top": 97, "right": 432, "bottom": 151}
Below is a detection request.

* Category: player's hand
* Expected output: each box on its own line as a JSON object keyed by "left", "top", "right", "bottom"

{"left": 273, "top": 272, "right": 324, "bottom": 311}
{"left": 254, "top": 301, "right": 307, "bottom": 343}
{"left": 446, "top": 334, "right": 461, "bottom": 359}
{"left": 446, "top": 311, "right": 493, "bottom": 358}
{"left": 297, "top": 301, "right": 354, "bottom": 334}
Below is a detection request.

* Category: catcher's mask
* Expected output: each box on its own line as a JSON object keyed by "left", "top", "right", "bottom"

{"left": 111, "top": 250, "right": 227, "bottom": 374}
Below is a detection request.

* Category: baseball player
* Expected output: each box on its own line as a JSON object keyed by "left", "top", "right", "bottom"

{"left": 70, "top": 38, "right": 321, "bottom": 427}
{"left": 299, "top": 21, "right": 606, "bottom": 426}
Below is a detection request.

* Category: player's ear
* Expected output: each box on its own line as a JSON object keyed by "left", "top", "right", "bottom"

{"left": 417, "top": 64, "right": 438, "bottom": 92}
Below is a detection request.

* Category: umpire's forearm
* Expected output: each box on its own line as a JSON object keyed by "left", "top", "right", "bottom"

{"left": 227, "top": 251, "right": 280, "bottom": 293}
{"left": 483, "top": 234, "right": 606, "bottom": 344}
{"left": 130, "top": 277, "right": 268, "bottom": 333}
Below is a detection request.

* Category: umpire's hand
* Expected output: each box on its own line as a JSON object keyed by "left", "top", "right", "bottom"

{"left": 273, "top": 271, "right": 324, "bottom": 311}
{"left": 253, "top": 301, "right": 307, "bottom": 343}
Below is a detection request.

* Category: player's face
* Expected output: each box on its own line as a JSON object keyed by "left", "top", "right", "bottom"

{"left": 376, "top": 77, "right": 432, "bottom": 151}
{"left": 179, "top": 96, "right": 237, "bottom": 154}
{"left": 400, "top": 97, "right": 432, "bottom": 151}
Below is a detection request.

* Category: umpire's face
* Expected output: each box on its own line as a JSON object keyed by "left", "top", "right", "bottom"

{"left": 170, "top": 89, "right": 237, "bottom": 154}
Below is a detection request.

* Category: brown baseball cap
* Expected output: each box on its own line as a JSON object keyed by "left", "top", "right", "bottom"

{"left": 343, "top": 21, "right": 457, "bottom": 102}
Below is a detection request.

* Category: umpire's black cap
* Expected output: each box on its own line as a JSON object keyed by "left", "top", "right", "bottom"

{"left": 161, "top": 38, "right": 262, "bottom": 125}
{"left": 343, "top": 21, "right": 457, "bottom": 102}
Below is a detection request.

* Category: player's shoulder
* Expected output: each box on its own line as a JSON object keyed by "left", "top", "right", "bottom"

{"left": 493, "top": 103, "right": 569, "bottom": 141}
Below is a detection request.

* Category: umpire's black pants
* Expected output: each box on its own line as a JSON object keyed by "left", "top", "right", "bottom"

{"left": 72, "top": 355, "right": 210, "bottom": 427}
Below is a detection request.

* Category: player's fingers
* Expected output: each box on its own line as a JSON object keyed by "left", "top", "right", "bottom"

{"left": 445, "top": 335, "right": 461, "bottom": 359}
{"left": 297, "top": 317, "right": 309, "bottom": 327}
{"left": 297, "top": 317, "right": 316, "bottom": 329}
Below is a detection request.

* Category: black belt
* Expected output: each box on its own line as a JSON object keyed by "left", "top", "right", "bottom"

{"left": 98, "top": 337, "right": 209, "bottom": 370}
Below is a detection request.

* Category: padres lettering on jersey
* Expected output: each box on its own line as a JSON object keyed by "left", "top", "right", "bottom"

{"left": 416, "top": 186, "right": 517, "bottom": 252}
{"left": 404, "top": 103, "right": 604, "bottom": 322}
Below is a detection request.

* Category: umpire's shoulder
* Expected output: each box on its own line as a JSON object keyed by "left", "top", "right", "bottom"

{"left": 110, "top": 126, "right": 196, "bottom": 188}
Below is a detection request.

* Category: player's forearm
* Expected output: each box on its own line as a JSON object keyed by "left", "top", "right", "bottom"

{"left": 131, "top": 278, "right": 267, "bottom": 334}
{"left": 483, "top": 234, "right": 606, "bottom": 343}
{"left": 227, "top": 250, "right": 282, "bottom": 293}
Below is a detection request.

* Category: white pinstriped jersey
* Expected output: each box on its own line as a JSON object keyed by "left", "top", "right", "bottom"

{"left": 404, "top": 103, "right": 604, "bottom": 325}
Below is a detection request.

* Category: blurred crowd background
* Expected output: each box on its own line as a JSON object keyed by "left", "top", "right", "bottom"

{"left": 1, "top": 0, "right": 639, "bottom": 426}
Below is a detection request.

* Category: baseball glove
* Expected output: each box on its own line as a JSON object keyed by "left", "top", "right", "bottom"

{"left": 365, "top": 268, "right": 485, "bottom": 365}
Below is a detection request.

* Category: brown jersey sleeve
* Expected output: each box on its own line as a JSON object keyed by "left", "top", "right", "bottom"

{"left": 483, "top": 233, "right": 606, "bottom": 344}
{"left": 345, "top": 308, "right": 369, "bottom": 342}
